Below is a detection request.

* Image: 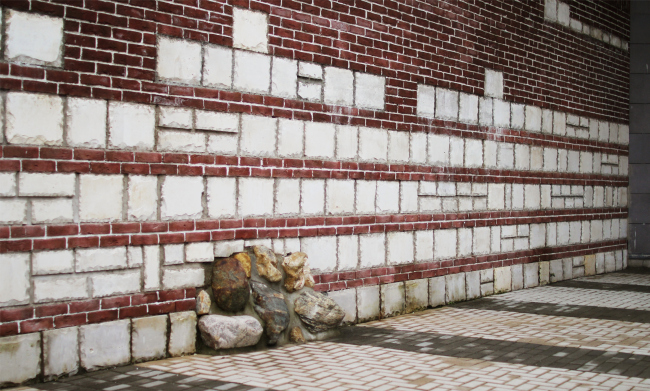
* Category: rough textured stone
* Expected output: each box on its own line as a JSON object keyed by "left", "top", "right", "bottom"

{"left": 5, "top": 10, "right": 64, "bottom": 67}
{"left": 196, "top": 290, "right": 212, "bottom": 315}
{"left": 289, "top": 327, "right": 306, "bottom": 343}
{"left": 254, "top": 246, "right": 282, "bottom": 282}
{"left": 199, "top": 315, "right": 263, "bottom": 350}
{"left": 233, "top": 252, "right": 252, "bottom": 278}
{"left": 211, "top": 257, "right": 250, "bottom": 312}
{"left": 43, "top": 327, "right": 78, "bottom": 379}
{"left": 250, "top": 281, "right": 290, "bottom": 345}
{"left": 0, "top": 333, "right": 41, "bottom": 386}
{"left": 282, "top": 252, "right": 316, "bottom": 293}
{"left": 294, "top": 290, "right": 345, "bottom": 333}
{"left": 131, "top": 315, "right": 167, "bottom": 362}
{"left": 169, "top": 312, "right": 197, "bottom": 357}
{"left": 80, "top": 320, "right": 130, "bottom": 371}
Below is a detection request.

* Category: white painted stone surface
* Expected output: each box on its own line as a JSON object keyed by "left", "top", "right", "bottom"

{"left": 0, "top": 253, "right": 30, "bottom": 307}
{"left": 435, "top": 88, "right": 459, "bottom": 121}
{"left": 428, "top": 134, "right": 449, "bottom": 165}
{"left": 32, "top": 250, "right": 74, "bottom": 275}
{"left": 185, "top": 242, "right": 215, "bottom": 263}
{"left": 0, "top": 199, "right": 27, "bottom": 224}
{"left": 494, "top": 266, "right": 511, "bottom": 293}
{"left": 301, "top": 180, "right": 325, "bottom": 215}
{"left": 355, "top": 73, "right": 385, "bottom": 110}
{"left": 484, "top": 69, "right": 503, "bottom": 99}
{"left": 324, "top": 67, "right": 354, "bottom": 106}
{"left": 108, "top": 101, "right": 155, "bottom": 150}
{"left": 271, "top": 57, "right": 297, "bottom": 98}
{"left": 159, "top": 106, "right": 193, "bottom": 129}
{"left": 328, "top": 288, "right": 357, "bottom": 324}
{"left": 76, "top": 246, "right": 127, "bottom": 272}
{"left": 80, "top": 320, "right": 131, "bottom": 371}
{"left": 232, "top": 8, "right": 268, "bottom": 53}
{"left": 326, "top": 179, "right": 355, "bottom": 214}
{"left": 338, "top": 235, "right": 359, "bottom": 270}
{"left": 91, "top": 270, "right": 141, "bottom": 297}
{"left": 132, "top": 315, "right": 168, "bottom": 362}
{"left": 163, "top": 265, "right": 205, "bottom": 289}
{"left": 33, "top": 274, "right": 89, "bottom": 303}
{"left": 163, "top": 244, "right": 184, "bottom": 265}
{"left": 143, "top": 245, "right": 161, "bottom": 291}
{"left": 458, "top": 93, "right": 478, "bottom": 124}
{"left": 128, "top": 247, "right": 143, "bottom": 268}
{"left": 457, "top": 228, "right": 472, "bottom": 257}
{"left": 387, "top": 231, "right": 414, "bottom": 265}
{"left": 195, "top": 111, "right": 239, "bottom": 133}
{"left": 275, "top": 178, "right": 300, "bottom": 215}
{"left": 206, "top": 177, "right": 237, "bottom": 218}
{"left": 465, "top": 138, "right": 483, "bottom": 168}
{"left": 429, "top": 276, "right": 446, "bottom": 307}
{"left": 0, "top": 173, "right": 16, "bottom": 197}
{"left": 545, "top": 0, "right": 558, "bottom": 22}
{"left": 128, "top": 175, "right": 158, "bottom": 221}
{"left": 207, "top": 133, "right": 238, "bottom": 155}
{"left": 478, "top": 97, "right": 493, "bottom": 126}
{"left": 304, "top": 122, "right": 336, "bottom": 159}
{"left": 558, "top": 1, "right": 570, "bottom": 27}
{"left": 359, "top": 127, "right": 388, "bottom": 161}
{"left": 381, "top": 282, "right": 405, "bottom": 317}
{"left": 156, "top": 36, "right": 202, "bottom": 84}
{"left": 43, "top": 327, "right": 78, "bottom": 378}
{"left": 417, "top": 84, "right": 436, "bottom": 117}
{"left": 66, "top": 98, "right": 108, "bottom": 148}
{"left": 359, "top": 233, "right": 386, "bottom": 268}
{"left": 202, "top": 45, "right": 233, "bottom": 89}
{"left": 277, "top": 119, "right": 304, "bottom": 157}
{"left": 376, "top": 181, "right": 399, "bottom": 213}
{"left": 169, "top": 311, "right": 197, "bottom": 357}
{"left": 6, "top": 92, "right": 64, "bottom": 146}
{"left": 5, "top": 10, "right": 63, "bottom": 66}
{"left": 300, "top": 236, "right": 337, "bottom": 272}
{"left": 357, "top": 285, "right": 380, "bottom": 322}
{"left": 434, "top": 229, "right": 457, "bottom": 259}
{"left": 511, "top": 264, "right": 524, "bottom": 290}
{"left": 405, "top": 279, "right": 428, "bottom": 313}
{"left": 161, "top": 176, "right": 204, "bottom": 220}
{"left": 388, "top": 131, "right": 410, "bottom": 162}
{"left": 158, "top": 130, "right": 206, "bottom": 153}
{"left": 510, "top": 104, "right": 525, "bottom": 130}
{"left": 446, "top": 273, "right": 466, "bottom": 303}
{"left": 298, "top": 81, "right": 321, "bottom": 101}
{"left": 233, "top": 51, "right": 270, "bottom": 94}
{"left": 466, "top": 271, "right": 481, "bottom": 300}
{"left": 0, "top": 333, "right": 41, "bottom": 385}
{"left": 525, "top": 105, "right": 542, "bottom": 132}
{"left": 298, "top": 62, "right": 322, "bottom": 79}
{"left": 493, "top": 99, "right": 510, "bottom": 128}
{"left": 240, "top": 114, "right": 277, "bottom": 156}
{"left": 79, "top": 174, "right": 124, "bottom": 222}
{"left": 19, "top": 172, "right": 75, "bottom": 197}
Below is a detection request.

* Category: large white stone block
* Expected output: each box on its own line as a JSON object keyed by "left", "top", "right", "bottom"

{"left": 277, "top": 119, "right": 304, "bottom": 157}
{"left": 0, "top": 253, "right": 30, "bottom": 307}
{"left": 79, "top": 174, "right": 124, "bottom": 222}
{"left": 80, "top": 320, "right": 131, "bottom": 371}
{"left": 494, "top": 266, "right": 511, "bottom": 293}
{"left": 300, "top": 179, "right": 325, "bottom": 215}
{"left": 510, "top": 103, "right": 525, "bottom": 129}
{"left": 336, "top": 125, "right": 358, "bottom": 160}
{"left": 484, "top": 69, "right": 503, "bottom": 99}
{"left": 458, "top": 93, "right": 478, "bottom": 124}
{"left": 400, "top": 181, "right": 419, "bottom": 213}
{"left": 493, "top": 99, "right": 510, "bottom": 128}
{"left": 381, "top": 282, "right": 405, "bottom": 318}
{"left": 388, "top": 130, "right": 410, "bottom": 162}
{"left": 31, "top": 199, "right": 74, "bottom": 223}
{"left": 275, "top": 178, "right": 300, "bottom": 215}
{"left": 158, "top": 130, "right": 206, "bottom": 153}
{"left": 66, "top": 98, "right": 108, "bottom": 148}
{"left": 545, "top": 0, "right": 558, "bottom": 21}
{"left": 300, "top": 236, "right": 337, "bottom": 272}
{"left": 435, "top": 88, "right": 459, "bottom": 121}
{"left": 357, "top": 285, "right": 380, "bottom": 322}
{"left": 91, "top": 270, "right": 140, "bottom": 297}
{"left": 233, "top": 51, "right": 271, "bottom": 94}
{"left": 6, "top": 92, "right": 64, "bottom": 145}
{"left": 434, "top": 229, "right": 457, "bottom": 259}
{"left": 43, "top": 327, "right": 78, "bottom": 378}
{"left": 466, "top": 271, "right": 480, "bottom": 300}
{"left": 511, "top": 264, "right": 524, "bottom": 291}
{"left": 417, "top": 84, "right": 435, "bottom": 117}
{"left": 446, "top": 273, "right": 466, "bottom": 303}
{"left": 240, "top": 114, "right": 277, "bottom": 157}
{"left": 185, "top": 242, "right": 213, "bottom": 263}
{"left": 405, "top": 279, "right": 428, "bottom": 313}
{"left": 169, "top": 311, "right": 197, "bottom": 357}
{"left": 108, "top": 101, "right": 155, "bottom": 150}
{"left": 132, "top": 315, "right": 168, "bottom": 362}
{"left": 473, "top": 227, "right": 491, "bottom": 255}
{"left": 34, "top": 274, "right": 89, "bottom": 303}
{"left": 457, "top": 228, "right": 473, "bottom": 257}
{"left": 232, "top": 8, "right": 268, "bottom": 53}
{"left": 0, "top": 333, "right": 41, "bottom": 386}
{"left": 19, "top": 172, "right": 75, "bottom": 197}
{"left": 271, "top": 57, "right": 297, "bottom": 98}
{"left": 304, "top": 122, "right": 336, "bottom": 159}
{"left": 5, "top": 10, "right": 63, "bottom": 66}
{"left": 429, "top": 276, "right": 446, "bottom": 307}
{"left": 359, "top": 127, "right": 388, "bottom": 161}
{"left": 525, "top": 105, "right": 542, "bottom": 132}
{"left": 128, "top": 175, "right": 158, "bottom": 221}
{"left": 0, "top": 199, "right": 26, "bottom": 224}
{"left": 338, "top": 235, "right": 359, "bottom": 270}
{"left": 162, "top": 265, "right": 206, "bottom": 289}
{"left": 355, "top": 72, "right": 385, "bottom": 110}
{"left": 238, "top": 177, "right": 274, "bottom": 216}
{"left": 202, "top": 45, "right": 233, "bottom": 89}
{"left": 328, "top": 288, "right": 357, "bottom": 324}
{"left": 195, "top": 110, "right": 239, "bottom": 133}
{"left": 558, "top": 1, "right": 570, "bottom": 26}
{"left": 387, "top": 231, "right": 414, "bottom": 265}
{"left": 161, "top": 176, "right": 204, "bottom": 220}
{"left": 428, "top": 134, "right": 450, "bottom": 165}
{"left": 359, "top": 233, "right": 386, "bottom": 268}
{"left": 324, "top": 67, "right": 354, "bottom": 106}
{"left": 487, "top": 183, "right": 505, "bottom": 210}
{"left": 465, "top": 138, "right": 483, "bottom": 168}
{"left": 326, "top": 179, "right": 355, "bottom": 215}
{"left": 355, "top": 180, "right": 376, "bottom": 214}
{"left": 207, "top": 177, "right": 237, "bottom": 218}
{"left": 76, "top": 246, "right": 127, "bottom": 272}
{"left": 0, "top": 173, "right": 15, "bottom": 197}
{"left": 32, "top": 250, "right": 74, "bottom": 275}
{"left": 156, "top": 36, "right": 202, "bottom": 84}
{"left": 143, "top": 245, "right": 161, "bottom": 291}
{"left": 478, "top": 97, "right": 493, "bottom": 126}
{"left": 376, "top": 181, "right": 399, "bottom": 213}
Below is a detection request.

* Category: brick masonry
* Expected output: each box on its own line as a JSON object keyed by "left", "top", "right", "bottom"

{"left": 0, "top": 0, "right": 630, "bottom": 386}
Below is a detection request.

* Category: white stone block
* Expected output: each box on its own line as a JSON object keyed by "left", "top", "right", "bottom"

{"left": 598, "top": 121, "right": 609, "bottom": 142}
{"left": 161, "top": 176, "right": 204, "bottom": 220}
{"left": 128, "top": 247, "right": 143, "bottom": 268}
{"left": 0, "top": 333, "right": 41, "bottom": 385}
{"left": 466, "top": 271, "right": 480, "bottom": 300}
{"left": 156, "top": 36, "right": 202, "bottom": 84}
{"left": 381, "top": 282, "right": 405, "bottom": 317}
{"left": 465, "top": 138, "right": 483, "bottom": 168}
{"left": 79, "top": 174, "right": 123, "bottom": 222}
{"left": 298, "top": 81, "right": 322, "bottom": 101}
{"left": 549, "top": 259, "right": 563, "bottom": 282}
{"left": 80, "top": 320, "right": 130, "bottom": 371}
{"left": 359, "top": 127, "right": 388, "bottom": 161}
{"left": 132, "top": 315, "right": 167, "bottom": 362}
{"left": 127, "top": 175, "right": 158, "bottom": 221}
{"left": 483, "top": 140, "right": 498, "bottom": 168}
{"left": 301, "top": 179, "right": 325, "bottom": 215}
{"left": 541, "top": 109, "right": 553, "bottom": 133}
{"left": 91, "top": 269, "right": 140, "bottom": 297}
{"left": 480, "top": 269, "right": 494, "bottom": 283}
{"left": 545, "top": 0, "right": 558, "bottom": 22}
{"left": 428, "top": 134, "right": 449, "bottom": 165}
{"left": 434, "top": 229, "right": 457, "bottom": 259}
{"left": 398, "top": 182, "right": 417, "bottom": 214}
{"left": 143, "top": 245, "right": 161, "bottom": 291}
{"left": 376, "top": 181, "right": 399, "bottom": 213}
{"left": 359, "top": 233, "right": 385, "bottom": 268}
{"left": 158, "top": 106, "right": 193, "bottom": 129}
{"left": 523, "top": 262, "right": 539, "bottom": 288}
{"left": 524, "top": 184, "right": 540, "bottom": 210}
{"left": 417, "top": 84, "right": 435, "bottom": 117}
{"left": 355, "top": 180, "right": 376, "bottom": 214}
{"left": 164, "top": 244, "right": 184, "bottom": 265}
{"left": 498, "top": 143, "right": 514, "bottom": 169}
{"left": 408, "top": 132, "right": 427, "bottom": 165}
{"left": 511, "top": 264, "right": 524, "bottom": 290}
{"left": 301, "top": 236, "right": 337, "bottom": 272}
{"left": 31, "top": 198, "right": 73, "bottom": 223}
{"left": 388, "top": 130, "right": 410, "bottom": 162}
{"left": 271, "top": 57, "right": 297, "bottom": 99}
{"left": 529, "top": 224, "right": 546, "bottom": 249}
{"left": 0, "top": 253, "right": 30, "bottom": 306}
{"left": 338, "top": 235, "right": 358, "bottom": 270}
{"left": 239, "top": 114, "right": 277, "bottom": 156}
{"left": 168, "top": 311, "right": 197, "bottom": 357}
{"left": 6, "top": 92, "right": 64, "bottom": 146}
{"left": 305, "top": 122, "right": 336, "bottom": 159}
{"left": 478, "top": 97, "right": 493, "bottom": 126}
{"left": 510, "top": 103, "right": 525, "bottom": 130}
{"left": 33, "top": 274, "right": 89, "bottom": 303}
{"left": 449, "top": 136, "right": 464, "bottom": 167}
{"left": 494, "top": 266, "right": 511, "bottom": 293}
{"left": 473, "top": 227, "right": 491, "bottom": 255}
{"left": 336, "top": 125, "right": 358, "bottom": 160}
{"left": 195, "top": 111, "right": 239, "bottom": 133}
{"left": 484, "top": 69, "right": 503, "bottom": 99}
{"left": 43, "top": 327, "right": 78, "bottom": 379}
{"left": 487, "top": 183, "right": 505, "bottom": 210}
{"left": 213, "top": 241, "right": 243, "bottom": 258}
{"left": 355, "top": 72, "right": 385, "bottom": 110}
{"left": 414, "top": 230, "right": 434, "bottom": 261}
{"left": 326, "top": 179, "right": 355, "bottom": 215}
{"left": 328, "top": 288, "right": 357, "bottom": 323}
{"left": 457, "top": 228, "right": 472, "bottom": 257}
{"left": 5, "top": 9, "right": 63, "bottom": 66}
{"left": 493, "top": 99, "right": 510, "bottom": 128}
{"left": 543, "top": 148, "right": 558, "bottom": 172}
{"left": 202, "top": 45, "right": 233, "bottom": 89}
{"left": 232, "top": 8, "right": 268, "bottom": 53}
{"left": 404, "top": 279, "right": 428, "bottom": 313}
{"left": 558, "top": 1, "right": 570, "bottom": 27}
{"left": 525, "top": 105, "right": 542, "bottom": 132}
{"left": 387, "top": 231, "right": 414, "bottom": 265}
{"left": 206, "top": 177, "right": 237, "bottom": 218}
{"left": 76, "top": 246, "right": 127, "bottom": 272}
{"left": 429, "top": 276, "right": 446, "bottom": 307}
{"left": 19, "top": 172, "right": 75, "bottom": 197}
{"left": 158, "top": 130, "right": 205, "bottom": 153}
{"left": 357, "top": 285, "right": 380, "bottom": 322}
{"left": 207, "top": 133, "right": 238, "bottom": 155}
{"left": 435, "top": 88, "right": 459, "bottom": 121}
{"left": 298, "top": 62, "right": 322, "bottom": 79}
{"left": 552, "top": 111, "right": 566, "bottom": 136}
{"left": 458, "top": 93, "right": 478, "bottom": 124}
{"left": 514, "top": 144, "right": 530, "bottom": 171}
{"left": 163, "top": 265, "right": 205, "bottom": 289}
{"left": 238, "top": 177, "right": 274, "bottom": 217}
{"left": 0, "top": 172, "right": 15, "bottom": 197}
{"left": 446, "top": 273, "right": 466, "bottom": 303}
{"left": 32, "top": 250, "right": 74, "bottom": 276}
{"left": 619, "top": 124, "right": 629, "bottom": 145}
{"left": 530, "top": 146, "right": 544, "bottom": 171}
{"left": 274, "top": 178, "right": 300, "bottom": 215}
{"left": 108, "top": 101, "right": 155, "bottom": 150}
{"left": 66, "top": 97, "right": 107, "bottom": 148}
{"left": 233, "top": 51, "right": 270, "bottom": 94}
{"left": 277, "top": 119, "right": 304, "bottom": 157}
{"left": 324, "top": 67, "right": 354, "bottom": 106}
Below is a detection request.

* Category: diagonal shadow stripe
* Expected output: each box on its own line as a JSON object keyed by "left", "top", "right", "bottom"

{"left": 331, "top": 326, "right": 650, "bottom": 379}
{"left": 552, "top": 280, "right": 650, "bottom": 293}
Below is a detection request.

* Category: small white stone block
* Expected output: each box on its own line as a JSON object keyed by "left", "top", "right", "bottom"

{"left": 31, "top": 199, "right": 73, "bottom": 223}
{"left": 298, "top": 81, "right": 322, "bottom": 101}
{"left": 240, "top": 114, "right": 277, "bottom": 157}
{"left": 324, "top": 67, "right": 354, "bottom": 106}
{"left": 156, "top": 36, "right": 202, "bottom": 84}
{"left": 619, "top": 124, "right": 629, "bottom": 145}
{"left": 206, "top": 177, "right": 237, "bottom": 218}
{"left": 108, "top": 101, "right": 155, "bottom": 150}
{"left": 0, "top": 173, "right": 16, "bottom": 197}
{"left": 305, "top": 122, "right": 336, "bottom": 159}
{"left": 449, "top": 136, "right": 464, "bottom": 167}
{"left": 355, "top": 180, "right": 376, "bottom": 214}
{"left": 298, "top": 62, "right": 322, "bottom": 79}
{"left": 511, "top": 264, "right": 524, "bottom": 290}
{"left": 434, "top": 229, "right": 457, "bottom": 260}
{"left": 275, "top": 178, "right": 300, "bottom": 215}
{"left": 466, "top": 271, "right": 480, "bottom": 300}
{"left": 435, "top": 88, "right": 459, "bottom": 121}
{"left": 79, "top": 174, "right": 123, "bottom": 222}
{"left": 207, "top": 133, "right": 238, "bottom": 155}
{"left": 557, "top": 1, "right": 570, "bottom": 27}
{"left": 301, "top": 179, "right": 325, "bottom": 215}
{"left": 277, "top": 119, "right": 304, "bottom": 157}
{"left": 357, "top": 285, "right": 380, "bottom": 322}
{"left": 76, "top": 246, "right": 127, "bottom": 272}
{"left": 164, "top": 244, "right": 184, "bottom": 265}
{"left": 233, "top": 51, "right": 271, "bottom": 94}
{"left": 271, "top": 57, "right": 297, "bottom": 99}
{"left": 33, "top": 250, "right": 74, "bottom": 275}
{"left": 43, "top": 327, "right": 78, "bottom": 378}
{"left": 301, "top": 236, "right": 337, "bottom": 272}
{"left": 458, "top": 93, "right": 478, "bottom": 124}
{"left": 132, "top": 315, "right": 168, "bottom": 362}
{"left": 91, "top": 270, "right": 140, "bottom": 297}
{"left": 0, "top": 200, "right": 27, "bottom": 223}
{"left": 328, "top": 289, "right": 357, "bottom": 324}
{"left": 498, "top": 142, "right": 514, "bottom": 169}
{"left": 494, "top": 266, "right": 512, "bottom": 293}
{"left": 80, "top": 320, "right": 130, "bottom": 371}
{"left": 493, "top": 99, "right": 510, "bottom": 128}
{"left": 128, "top": 247, "right": 143, "bottom": 268}
{"left": 128, "top": 175, "right": 158, "bottom": 221}
{"left": 335, "top": 125, "right": 358, "bottom": 160}
{"left": 387, "top": 231, "right": 414, "bottom": 265}
{"left": 359, "top": 233, "right": 386, "bottom": 268}
{"left": 428, "top": 134, "right": 449, "bottom": 165}
{"left": 169, "top": 311, "right": 197, "bottom": 357}
{"left": 598, "top": 121, "right": 609, "bottom": 142}
{"left": 465, "top": 138, "right": 483, "bottom": 168}
{"left": 523, "top": 263, "right": 539, "bottom": 288}
{"left": 19, "top": 172, "right": 75, "bottom": 197}
{"left": 478, "top": 97, "right": 493, "bottom": 126}
{"left": 484, "top": 69, "right": 503, "bottom": 99}
{"left": 143, "top": 245, "right": 161, "bottom": 291}
{"left": 400, "top": 181, "right": 419, "bottom": 213}
{"left": 381, "top": 282, "right": 405, "bottom": 318}
{"left": 239, "top": 177, "right": 274, "bottom": 216}
{"left": 5, "top": 9, "right": 63, "bottom": 66}
{"left": 429, "top": 276, "right": 446, "bottom": 307}
{"left": 510, "top": 103, "right": 525, "bottom": 129}
{"left": 161, "top": 176, "right": 204, "bottom": 220}
{"left": 446, "top": 273, "right": 466, "bottom": 303}
{"left": 487, "top": 183, "right": 505, "bottom": 210}
{"left": 376, "top": 181, "right": 399, "bottom": 213}
{"left": 338, "top": 235, "right": 359, "bottom": 270}
{"left": 33, "top": 274, "right": 88, "bottom": 303}
{"left": 545, "top": 0, "right": 558, "bottom": 21}
{"left": 414, "top": 230, "right": 434, "bottom": 261}
{"left": 214, "top": 240, "right": 244, "bottom": 258}
{"left": 202, "top": 45, "right": 233, "bottom": 89}
{"left": 417, "top": 84, "right": 436, "bottom": 117}
{"left": 232, "top": 8, "right": 268, "bottom": 53}
{"left": 6, "top": 92, "right": 64, "bottom": 146}
{"left": 163, "top": 265, "right": 206, "bottom": 289}
{"left": 473, "top": 227, "right": 491, "bottom": 255}
{"left": 0, "top": 333, "right": 41, "bottom": 385}
{"left": 359, "top": 127, "right": 388, "bottom": 161}
{"left": 388, "top": 131, "right": 410, "bottom": 162}
{"left": 195, "top": 111, "right": 239, "bottom": 133}
{"left": 355, "top": 72, "right": 385, "bottom": 110}
{"left": 158, "top": 130, "right": 206, "bottom": 153}
{"left": 410, "top": 132, "right": 427, "bottom": 164}
{"left": 0, "top": 253, "right": 30, "bottom": 306}
{"left": 543, "top": 148, "right": 558, "bottom": 172}
{"left": 66, "top": 98, "right": 107, "bottom": 148}
{"left": 457, "top": 228, "right": 472, "bottom": 257}
{"left": 404, "top": 279, "right": 428, "bottom": 313}
{"left": 549, "top": 259, "right": 563, "bottom": 282}
{"left": 525, "top": 105, "right": 542, "bottom": 132}
{"left": 326, "top": 179, "right": 355, "bottom": 215}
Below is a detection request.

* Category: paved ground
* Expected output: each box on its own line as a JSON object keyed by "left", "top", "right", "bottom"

{"left": 10, "top": 269, "right": 650, "bottom": 391}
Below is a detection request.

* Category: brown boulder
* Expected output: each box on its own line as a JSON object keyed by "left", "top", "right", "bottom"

{"left": 211, "top": 257, "right": 250, "bottom": 312}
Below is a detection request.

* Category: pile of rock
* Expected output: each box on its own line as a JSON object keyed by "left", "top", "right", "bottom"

{"left": 196, "top": 246, "right": 345, "bottom": 350}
